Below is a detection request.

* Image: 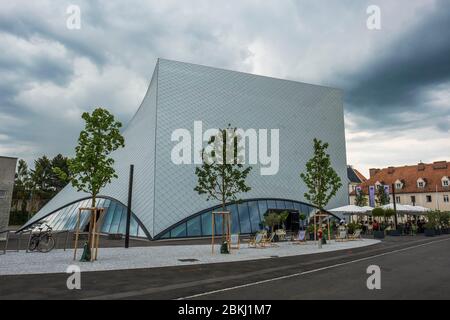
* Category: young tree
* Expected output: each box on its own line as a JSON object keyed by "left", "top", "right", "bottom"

{"left": 354, "top": 189, "right": 368, "bottom": 207}
{"left": 262, "top": 212, "right": 281, "bottom": 233}
{"left": 30, "top": 155, "right": 53, "bottom": 192}
{"left": 55, "top": 108, "right": 125, "bottom": 208}
{"left": 194, "top": 125, "right": 252, "bottom": 234}
{"left": 300, "top": 138, "right": 343, "bottom": 213}
{"left": 12, "top": 159, "right": 31, "bottom": 212}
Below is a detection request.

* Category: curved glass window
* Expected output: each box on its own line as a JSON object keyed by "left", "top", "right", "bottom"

{"left": 226, "top": 204, "right": 240, "bottom": 234}
{"left": 237, "top": 202, "right": 251, "bottom": 234}
{"left": 33, "top": 197, "right": 148, "bottom": 238}
{"left": 187, "top": 216, "right": 201, "bottom": 237}
{"left": 201, "top": 212, "right": 212, "bottom": 236}
{"left": 154, "top": 198, "right": 337, "bottom": 240}
{"left": 247, "top": 201, "right": 261, "bottom": 233}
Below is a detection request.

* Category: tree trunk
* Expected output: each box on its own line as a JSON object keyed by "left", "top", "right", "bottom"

{"left": 88, "top": 195, "right": 97, "bottom": 248}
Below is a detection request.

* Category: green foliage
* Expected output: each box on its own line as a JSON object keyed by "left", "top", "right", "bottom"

{"left": 279, "top": 210, "right": 289, "bottom": 224}
{"left": 8, "top": 211, "right": 29, "bottom": 225}
{"left": 262, "top": 212, "right": 281, "bottom": 231}
{"left": 299, "top": 213, "right": 307, "bottom": 221}
{"left": 375, "top": 185, "right": 389, "bottom": 206}
{"left": 50, "top": 154, "right": 71, "bottom": 192}
{"left": 438, "top": 211, "right": 450, "bottom": 228}
{"left": 425, "top": 211, "right": 450, "bottom": 229}
{"left": 307, "top": 224, "right": 315, "bottom": 233}
{"left": 300, "top": 138, "right": 342, "bottom": 211}
{"left": 30, "top": 155, "right": 53, "bottom": 192}
{"left": 425, "top": 210, "right": 440, "bottom": 229}
{"left": 347, "top": 222, "right": 360, "bottom": 234}
{"left": 12, "top": 155, "right": 70, "bottom": 216}
{"left": 354, "top": 189, "right": 368, "bottom": 207}
{"left": 372, "top": 207, "right": 385, "bottom": 217}
{"left": 58, "top": 108, "right": 125, "bottom": 207}
{"left": 194, "top": 125, "right": 252, "bottom": 210}
{"left": 384, "top": 208, "right": 395, "bottom": 218}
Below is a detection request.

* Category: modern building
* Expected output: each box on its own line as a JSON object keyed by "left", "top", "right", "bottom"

{"left": 349, "top": 161, "right": 450, "bottom": 211}
{"left": 0, "top": 156, "right": 17, "bottom": 236}
{"left": 20, "top": 59, "right": 348, "bottom": 239}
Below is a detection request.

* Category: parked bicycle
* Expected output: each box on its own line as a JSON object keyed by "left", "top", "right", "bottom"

{"left": 28, "top": 223, "right": 55, "bottom": 253}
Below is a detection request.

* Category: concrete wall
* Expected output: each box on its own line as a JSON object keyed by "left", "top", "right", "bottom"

{"left": 0, "top": 157, "right": 17, "bottom": 234}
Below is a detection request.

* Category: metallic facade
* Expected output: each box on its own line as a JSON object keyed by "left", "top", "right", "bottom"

{"left": 21, "top": 59, "right": 348, "bottom": 239}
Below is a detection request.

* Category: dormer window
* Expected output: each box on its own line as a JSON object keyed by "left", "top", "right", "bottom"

{"left": 442, "top": 176, "right": 449, "bottom": 187}
{"left": 375, "top": 181, "right": 381, "bottom": 188}
{"left": 417, "top": 178, "right": 425, "bottom": 188}
{"left": 395, "top": 179, "right": 403, "bottom": 189}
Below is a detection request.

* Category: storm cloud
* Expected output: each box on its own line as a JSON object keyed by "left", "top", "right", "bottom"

{"left": 0, "top": 0, "right": 449, "bottom": 175}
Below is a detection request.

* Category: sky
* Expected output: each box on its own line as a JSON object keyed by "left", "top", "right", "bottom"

{"left": 0, "top": 0, "right": 449, "bottom": 177}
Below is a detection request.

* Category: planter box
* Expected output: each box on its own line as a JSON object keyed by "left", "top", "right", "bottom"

{"left": 424, "top": 229, "right": 435, "bottom": 237}
{"left": 373, "top": 230, "right": 385, "bottom": 239}
{"left": 387, "top": 230, "right": 401, "bottom": 236}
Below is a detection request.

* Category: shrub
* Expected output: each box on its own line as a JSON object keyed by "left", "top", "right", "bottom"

{"left": 384, "top": 208, "right": 395, "bottom": 218}
{"left": 426, "top": 210, "right": 440, "bottom": 229}
{"left": 438, "top": 211, "right": 450, "bottom": 228}
{"left": 8, "top": 211, "right": 29, "bottom": 226}
{"left": 372, "top": 207, "right": 384, "bottom": 218}
{"left": 347, "top": 222, "right": 360, "bottom": 234}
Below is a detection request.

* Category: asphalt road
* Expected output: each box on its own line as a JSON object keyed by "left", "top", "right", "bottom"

{"left": 1, "top": 235, "right": 449, "bottom": 300}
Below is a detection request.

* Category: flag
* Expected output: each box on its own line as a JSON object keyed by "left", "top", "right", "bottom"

{"left": 369, "top": 186, "right": 375, "bottom": 207}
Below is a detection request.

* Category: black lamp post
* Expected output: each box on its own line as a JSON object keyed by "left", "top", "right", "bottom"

{"left": 392, "top": 183, "right": 398, "bottom": 230}
{"left": 125, "top": 164, "right": 134, "bottom": 248}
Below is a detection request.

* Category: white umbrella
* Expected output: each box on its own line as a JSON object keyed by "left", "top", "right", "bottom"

{"left": 329, "top": 205, "right": 373, "bottom": 216}
{"left": 402, "top": 205, "right": 430, "bottom": 215}
{"left": 381, "top": 203, "right": 413, "bottom": 213}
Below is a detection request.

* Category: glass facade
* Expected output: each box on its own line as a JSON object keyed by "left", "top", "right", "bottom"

{"left": 37, "top": 197, "right": 147, "bottom": 238}
{"left": 155, "top": 198, "right": 322, "bottom": 239}
{"left": 33, "top": 197, "right": 325, "bottom": 240}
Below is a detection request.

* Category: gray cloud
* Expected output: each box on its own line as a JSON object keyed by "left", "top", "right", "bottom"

{"left": 343, "top": 1, "right": 450, "bottom": 131}
{"left": 0, "top": 0, "right": 449, "bottom": 173}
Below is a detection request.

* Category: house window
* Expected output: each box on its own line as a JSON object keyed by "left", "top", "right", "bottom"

{"left": 396, "top": 183, "right": 402, "bottom": 189}
{"left": 426, "top": 195, "right": 432, "bottom": 203}
{"left": 0, "top": 190, "right": 6, "bottom": 199}
{"left": 443, "top": 180, "right": 449, "bottom": 187}
{"left": 396, "top": 196, "right": 401, "bottom": 203}
{"left": 444, "top": 195, "right": 449, "bottom": 203}
{"left": 411, "top": 196, "right": 416, "bottom": 204}
{"left": 418, "top": 181, "right": 424, "bottom": 188}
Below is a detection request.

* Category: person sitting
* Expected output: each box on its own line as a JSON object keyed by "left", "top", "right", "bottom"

{"left": 368, "top": 222, "right": 373, "bottom": 235}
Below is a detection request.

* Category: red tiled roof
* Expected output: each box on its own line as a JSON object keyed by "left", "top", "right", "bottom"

{"left": 351, "top": 161, "right": 450, "bottom": 195}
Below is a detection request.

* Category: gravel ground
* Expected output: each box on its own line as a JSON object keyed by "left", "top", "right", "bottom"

{"left": 0, "top": 239, "right": 379, "bottom": 275}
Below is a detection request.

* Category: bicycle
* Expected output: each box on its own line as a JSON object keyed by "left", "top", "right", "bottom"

{"left": 28, "top": 223, "right": 56, "bottom": 253}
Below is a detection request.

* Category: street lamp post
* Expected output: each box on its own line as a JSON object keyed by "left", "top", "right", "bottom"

{"left": 392, "top": 183, "right": 398, "bottom": 230}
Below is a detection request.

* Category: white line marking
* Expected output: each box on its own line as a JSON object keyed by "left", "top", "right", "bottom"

{"left": 177, "top": 237, "right": 450, "bottom": 300}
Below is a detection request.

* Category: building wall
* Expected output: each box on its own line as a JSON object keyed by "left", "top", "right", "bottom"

{"left": 0, "top": 157, "right": 17, "bottom": 234}
{"left": 21, "top": 59, "right": 349, "bottom": 238}
{"left": 349, "top": 192, "right": 450, "bottom": 211}
{"left": 152, "top": 59, "right": 348, "bottom": 236}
